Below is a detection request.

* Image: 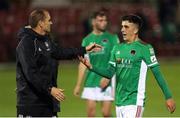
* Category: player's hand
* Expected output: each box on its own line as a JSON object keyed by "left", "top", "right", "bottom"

{"left": 73, "top": 85, "right": 81, "bottom": 97}
{"left": 100, "top": 78, "right": 110, "bottom": 89}
{"left": 85, "top": 43, "right": 102, "bottom": 52}
{"left": 166, "top": 98, "right": 176, "bottom": 113}
{"left": 51, "top": 87, "right": 65, "bottom": 102}
{"left": 78, "top": 56, "right": 92, "bottom": 69}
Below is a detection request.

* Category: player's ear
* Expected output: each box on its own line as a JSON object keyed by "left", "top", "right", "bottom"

{"left": 134, "top": 24, "right": 139, "bottom": 34}
{"left": 134, "top": 29, "right": 138, "bottom": 34}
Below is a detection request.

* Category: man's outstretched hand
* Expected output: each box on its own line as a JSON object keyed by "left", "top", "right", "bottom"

{"left": 85, "top": 43, "right": 102, "bottom": 52}
{"left": 51, "top": 87, "right": 65, "bottom": 102}
{"left": 78, "top": 56, "right": 92, "bottom": 69}
{"left": 166, "top": 98, "right": 176, "bottom": 113}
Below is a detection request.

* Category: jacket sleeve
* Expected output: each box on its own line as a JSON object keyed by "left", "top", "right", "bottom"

{"left": 16, "top": 36, "right": 52, "bottom": 96}
{"left": 50, "top": 41, "right": 86, "bottom": 60}
{"left": 150, "top": 65, "right": 172, "bottom": 100}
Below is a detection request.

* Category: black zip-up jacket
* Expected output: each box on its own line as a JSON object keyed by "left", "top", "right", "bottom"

{"left": 16, "top": 27, "right": 86, "bottom": 115}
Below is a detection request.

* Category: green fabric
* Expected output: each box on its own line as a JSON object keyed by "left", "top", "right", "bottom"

{"left": 82, "top": 31, "right": 119, "bottom": 87}
{"left": 151, "top": 66, "right": 172, "bottom": 99}
{"left": 91, "top": 39, "right": 168, "bottom": 107}
{"left": 91, "top": 64, "right": 115, "bottom": 79}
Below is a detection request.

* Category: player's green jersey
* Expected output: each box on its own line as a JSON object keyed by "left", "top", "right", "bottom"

{"left": 91, "top": 39, "right": 172, "bottom": 106}
{"left": 110, "top": 39, "right": 158, "bottom": 106}
{"left": 82, "top": 31, "right": 119, "bottom": 87}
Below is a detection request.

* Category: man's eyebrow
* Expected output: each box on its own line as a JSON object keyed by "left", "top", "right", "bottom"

{"left": 121, "top": 25, "right": 129, "bottom": 27}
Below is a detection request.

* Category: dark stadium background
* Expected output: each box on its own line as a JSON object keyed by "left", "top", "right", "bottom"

{"left": 0, "top": 0, "right": 179, "bottom": 116}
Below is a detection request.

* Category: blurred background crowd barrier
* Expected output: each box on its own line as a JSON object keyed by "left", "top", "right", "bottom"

{"left": 0, "top": 0, "right": 180, "bottom": 62}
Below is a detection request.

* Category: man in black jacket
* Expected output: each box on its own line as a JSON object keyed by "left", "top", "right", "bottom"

{"left": 16, "top": 9, "right": 101, "bottom": 117}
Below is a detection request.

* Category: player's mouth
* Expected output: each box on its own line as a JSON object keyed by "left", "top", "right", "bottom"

{"left": 122, "top": 34, "right": 127, "bottom": 40}
{"left": 122, "top": 34, "right": 126, "bottom": 37}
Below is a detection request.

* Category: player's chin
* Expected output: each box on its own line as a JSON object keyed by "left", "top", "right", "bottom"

{"left": 123, "top": 37, "right": 127, "bottom": 40}
{"left": 99, "top": 28, "right": 106, "bottom": 32}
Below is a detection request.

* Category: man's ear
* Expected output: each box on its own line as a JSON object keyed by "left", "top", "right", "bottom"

{"left": 134, "top": 29, "right": 138, "bottom": 34}
{"left": 134, "top": 24, "right": 139, "bottom": 34}
{"left": 38, "top": 20, "right": 44, "bottom": 28}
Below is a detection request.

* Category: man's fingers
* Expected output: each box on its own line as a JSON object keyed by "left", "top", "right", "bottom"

{"left": 53, "top": 89, "right": 65, "bottom": 101}
{"left": 73, "top": 89, "right": 79, "bottom": 96}
{"left": 56, "top": 93, "right": 65, "bottom": 101}
{"left": 86, "top": 43, "right": 102, "bottom": 52}
{"left": 167, "top": 104, "right": 176, "bottom": 113}
{"left": 79, "top": 56, "right": 86, "bottom": 64}
{"left": 168, "top": 107, "right": 173, "bottom": 113}
{"left": 166, "top": 98, "right": 176, "bottom": 113}
{"left": 56, "top": 95, "right": 65, "bottom": 102}
{"left": 78, "top": 56, "right": 83, "bottom": 62}
{"left": 78, "top": 55, "right": 81, "bottom": 60}
{"left": 74, "top": 92, "right": 79, "bottom": 97}
{"left": 59, "top": 89, "right": 64, "bottom": 92}
{"left": 95, "top": 44, "right": 102, "bottom": 48}
{"left": 169, "top": 105, "right": 176, "bottom": 113}
{"left": 93, "top": 47, "right": 101, "bottom": 52}
{"left": 58, "top": 90, "right": 65, "bottom": 97}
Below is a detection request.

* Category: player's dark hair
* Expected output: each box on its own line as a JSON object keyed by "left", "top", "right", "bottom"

{"left": 29, "top": 9, "right": 47, "bottom": 28}
{"left": 122, "top": 14, "right": 143, "bottom": 29}
{"left": 91, "top": 10, "right": 107, "bottom": 19}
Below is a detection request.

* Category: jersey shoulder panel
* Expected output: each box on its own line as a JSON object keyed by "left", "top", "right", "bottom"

{"left": 139, "top": 40, "right": 148, "bottom": 45}
{"left": 82, "top": 33, "right": 94, "bottom": 46}
{"left": 137, "top": 40, "right": 152, "bottom": 49}
{"left": 83, "top": 33, "right": 93, "bottom": 41}
{"left": 105, "top": 32, "right": 119, "bottom": 38}
{"left": 112, "top": 43, "right": 123, "bottom": 51}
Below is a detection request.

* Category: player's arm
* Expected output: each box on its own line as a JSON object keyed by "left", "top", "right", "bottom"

{"left": 73, "top": 62, "right": 87, "bottom": 97}
{"left": 91, "top": 64, "right": 115, "bottom": 79}
{"left": 142, "top": 44, "right": 175, "bottom": 113}
{"left": 151, "top": 66, "right": 172, "bottom": 99}
{"left": 78, "top": 56, "right": 115, "bottom": 79}
{"left": 50, "top": 42, "right": 101, "bottom": 60}
{"left": 90, "top": 45, "right": 117, "bottom": 79}
{"left": 150, "top": 65, "right": 176, "bottom": 113}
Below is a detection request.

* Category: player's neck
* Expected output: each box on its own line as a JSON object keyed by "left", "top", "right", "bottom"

{"left": 32, "top": 27, "right": 46, "bottom": 36}
{"left": 127, "top": 35, "right": 139, "bottom": 43}
{"left": 92, "top": 29, "right": 103, "bottom": 35}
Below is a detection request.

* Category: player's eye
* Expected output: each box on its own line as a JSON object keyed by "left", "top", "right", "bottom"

{"left": 124, "top": 25, "right": 129, "bottom": 28}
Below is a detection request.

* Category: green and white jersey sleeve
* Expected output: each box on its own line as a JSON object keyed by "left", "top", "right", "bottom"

{"left": 141, "top": 44, "right": 159, "bottom": 68}
{"left": 109, "top": 45, "right": 118, "bottom": 68}
{"left": 142, "top": 45, "right": 172, "bottom": 99}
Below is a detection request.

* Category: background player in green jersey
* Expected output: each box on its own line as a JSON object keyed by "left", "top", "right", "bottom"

{"left": 73, "top": 10, "right": 119, "bottom": 117}
{"left": 79, "top": 14, "right": 176, "bottom": 118}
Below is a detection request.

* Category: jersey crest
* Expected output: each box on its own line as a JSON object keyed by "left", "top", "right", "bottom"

{"left": 130, "top": 50, "right": 136, "bottom": 55}
{"left": 102, "top": 39, "right": 108, "bottom": 43}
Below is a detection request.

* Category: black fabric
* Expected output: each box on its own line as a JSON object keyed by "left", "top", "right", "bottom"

{"left": 16, "top": 27, "right": 86, "bottom": 116}
{"left": 17, "top": 105, "right": 57, "bottom": 117}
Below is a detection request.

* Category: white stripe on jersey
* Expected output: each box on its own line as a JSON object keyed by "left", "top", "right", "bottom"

{"left": 148, "top": 62, "right": 158, "bottom": 67}
{"left": 109, "top": 61, "right": 116, "bottom": 67}
{"left": 111, "top": 75, "right": 116, "bottom": 98}
{"left": 136, "top": 60, "right": 147, "bottom": 106}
